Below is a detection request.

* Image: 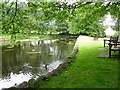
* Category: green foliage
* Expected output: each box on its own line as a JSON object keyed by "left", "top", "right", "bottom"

{"left": 1, "top": 1, "right": 119, "bottom": 40}
{"left": 56, "top": 22, "right": 69, "bottom": 34}
{"left": 112, "top": 19, "right": 120, "bottom": 31}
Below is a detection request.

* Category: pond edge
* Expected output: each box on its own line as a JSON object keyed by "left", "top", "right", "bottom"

{"left": 3, "top": 36, "right": 79, "bottom": 89}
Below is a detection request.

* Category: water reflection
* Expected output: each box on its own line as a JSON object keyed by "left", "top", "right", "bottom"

{"left": 1, "top": 37, "right": 76, "bottom": 89}
{"left": 0, "top": 72, "right": 35, "bottom": 89}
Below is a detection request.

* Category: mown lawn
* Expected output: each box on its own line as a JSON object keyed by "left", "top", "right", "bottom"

{"left": 0, "top": 34, "right": 68, "bottom": 46}
{"left": 31, "top": 36, "right": 119, "bottom": 88}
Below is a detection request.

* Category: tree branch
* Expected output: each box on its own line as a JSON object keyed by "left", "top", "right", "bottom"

{"left": 6, "top": 2, "right": 14, "bottom": 14}
{"left": 3, "top": 0, "right": 18, "bottom": 27}
{"left": 71, "top": 2, "right": 92, "bottom": 14}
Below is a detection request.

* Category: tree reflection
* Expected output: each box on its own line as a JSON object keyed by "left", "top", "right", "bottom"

{"left": 1, "top": 37, "right": 75, "bottom": 80}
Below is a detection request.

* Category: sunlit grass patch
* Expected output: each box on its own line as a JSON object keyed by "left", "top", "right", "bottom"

{"left": 34, "top": 36, "right": 118, "bottom": 88}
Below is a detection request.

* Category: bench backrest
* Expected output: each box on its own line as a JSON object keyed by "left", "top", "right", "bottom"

{"left": 110, "top": 35, "right": 119, "bottom": 43}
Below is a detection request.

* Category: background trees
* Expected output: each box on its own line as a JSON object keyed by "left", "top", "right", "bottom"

{"left": 1, "top": 1, "right": 120, "bottom": 40}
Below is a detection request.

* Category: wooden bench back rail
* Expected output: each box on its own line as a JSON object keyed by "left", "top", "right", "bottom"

{"left": 104, "top": 35, "right": 119, "bottom": 47}
{"left": 110, "top": 36, "right": 119, "bottom": 43}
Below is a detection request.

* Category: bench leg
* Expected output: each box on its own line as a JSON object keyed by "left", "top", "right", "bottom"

{"left": 104, "top": 40, "right": 105, "bottom": 47}
{"left": 109, "top": 45, "right": 112, "bottom": 58}
{"left": 109, "top": 51, "right": 111, "bottom": 58}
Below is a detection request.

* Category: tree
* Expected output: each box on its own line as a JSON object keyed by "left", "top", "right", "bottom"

{"left": 1, "top": 1, "right": 120, "bottom": 40}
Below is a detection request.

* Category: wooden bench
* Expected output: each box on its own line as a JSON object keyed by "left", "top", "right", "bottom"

{"left": 103, "top": 36, "right": 119, "bottom": 47}
{"left": 108, "top": 42, "right": 120, "bottom": 58}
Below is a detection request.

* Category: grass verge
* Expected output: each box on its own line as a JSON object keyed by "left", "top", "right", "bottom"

{"left": 31, "top": 36, "right": 119, "bottom": 88}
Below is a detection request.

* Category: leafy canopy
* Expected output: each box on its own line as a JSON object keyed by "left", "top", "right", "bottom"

{"left": 1, "top": 1, "right": 120, "bottom": 40}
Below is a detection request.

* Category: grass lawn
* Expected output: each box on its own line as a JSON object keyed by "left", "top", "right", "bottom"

{"left": 0, "top": 34, "right": 72, "bottom": 41}
{"left": 32, "top": 36, "right": 119, "bottom": 88}
{"left": 0, "top": 34, "right": 73, "bottom": 46}
{"left": 0, "top": 34, "right": 57, "bottom": 46}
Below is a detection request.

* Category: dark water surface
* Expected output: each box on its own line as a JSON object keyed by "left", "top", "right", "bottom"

{"left": 0, "top": 36, "right": 76, "bottom": 89}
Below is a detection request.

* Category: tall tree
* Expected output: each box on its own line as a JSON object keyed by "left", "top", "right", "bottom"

{"left": 1, "top": 1, "right": 120, "bottom": 40}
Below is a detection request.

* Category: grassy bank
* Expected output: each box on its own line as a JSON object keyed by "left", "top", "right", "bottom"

{"left": 0, "top": 34, "right": 62, "bottom": 46}
{"left": 1, "top": 34, "right": 76, "bottom": 41}
{"left": 32, "top": 36, "right": 118, "bottom": 88}
{"left": 1, "top": 34, "right": 76, "bottom": 45}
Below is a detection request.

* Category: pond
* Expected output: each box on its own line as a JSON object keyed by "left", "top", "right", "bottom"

{"left": 0, "top": 36, "right": 77, "bottom": 89}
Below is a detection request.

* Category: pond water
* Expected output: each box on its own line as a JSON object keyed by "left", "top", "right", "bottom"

{"left": 0, "top": 36, "right": 76, "bottom": 89}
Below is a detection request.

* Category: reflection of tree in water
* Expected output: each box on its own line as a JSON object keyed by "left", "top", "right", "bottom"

{"left": 1, "top": 38, "right": 75, "bottom": 79}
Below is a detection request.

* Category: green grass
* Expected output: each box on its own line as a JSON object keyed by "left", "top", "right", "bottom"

{"left": 1, "top": 34, "right": 60, "bottom": 46}
{"left": 1, "top": 34, "right": 70, "bottom": 41}
{"left": 0, "top": 34, "right": 11, "bottom": 39}
{"left": 25, "top": 34, "right": 68, "bottom": 40}
{"left": 32, "top": 36, "right": 119, "bottom": 88}
{"left": 1, "top": 34, "right": 71, "bottom": 46}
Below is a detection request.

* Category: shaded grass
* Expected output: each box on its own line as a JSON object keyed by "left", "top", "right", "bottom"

{"left": 1, "top": 34, "right": 72, "bottom": 41}
{"left": 32, "top": 36, "right": 119, "bottom": 88}
{"left": 1, "top": 34, "right": 73, "bottom": 46}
